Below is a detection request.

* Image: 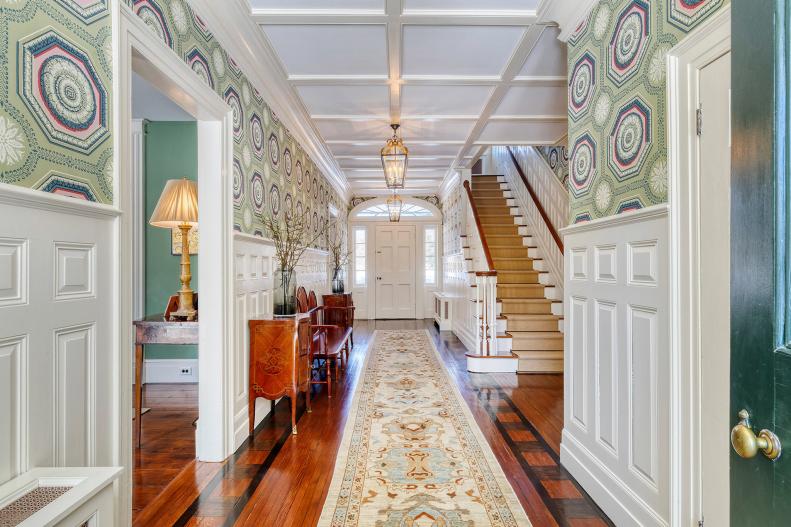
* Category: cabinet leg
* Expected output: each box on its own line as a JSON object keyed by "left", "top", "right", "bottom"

{"left": 306, "top": 387, "right": 312, "bottom": 413}
{"left": 291, "top": 396, "right": 297, "bottom": 435}
{"left": 248, "top": 394, "right": 256, "bottom": 437}
{"left": 135, "top": 344, "right": 144, "bottom": 449}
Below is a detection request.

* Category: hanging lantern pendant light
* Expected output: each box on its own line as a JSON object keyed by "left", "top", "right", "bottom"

{"left": 381, "top": 123, "right": 408, "bottom": 189}
{"left": 387, "top": 192, "right": 402, "bottom": 222}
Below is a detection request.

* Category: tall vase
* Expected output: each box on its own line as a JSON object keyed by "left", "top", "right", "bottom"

{"left": 274, "top": 269, "right": 297, "bottom": 315}
{"left": 332, "top": 268, "right": 344, "bottom": 294}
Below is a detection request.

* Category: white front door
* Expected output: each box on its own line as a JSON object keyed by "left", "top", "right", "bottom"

{"left": 375, "top": 225, "right": 416, "bottom": 319}
{"left": 699, "top": 50, "right": 731, "bottom": 526}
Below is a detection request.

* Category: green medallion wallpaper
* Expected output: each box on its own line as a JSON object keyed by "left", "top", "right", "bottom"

{"left": 567, "top": 0, "right": 728, "bottom": 222}
{"left": 0, "top": 0, "right": 113, "bottom": 203}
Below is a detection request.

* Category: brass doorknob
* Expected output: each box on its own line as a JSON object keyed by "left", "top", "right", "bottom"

{"left": 731, "top": 409, "right": 782, "bottom": 461}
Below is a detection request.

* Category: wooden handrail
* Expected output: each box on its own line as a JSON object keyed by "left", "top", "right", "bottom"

{"left": 463, "top": 179, "right": 496, "bottom": 272}
{"left": 506, "top": 147, "right": 564, "bottom": 254}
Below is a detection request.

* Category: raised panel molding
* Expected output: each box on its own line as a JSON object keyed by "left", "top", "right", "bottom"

{"left": 570, "top": 297, "right": 588, "bottom": 431}
{"left": 54, "top": 242, "right": 95, "bottom": 301}
{"left": 628, "top": 240, "right": 658, "bottom": 287}
{"left": 560, "top": 205, "right": 669, "bottom": 526}
{"left": 594, "top": 301, "right": 617, "bottom": 456}
{"left": 53, "top": 323, "right": 96, "bottom": 467}
{"left": 0, "top": 335, "right": 28, "bottom": 485}
{"left": 628, "top": 305, "right": 658, "bottom": 488}
{"left": 595, "top": 245, "right": 617, "bottom": 283}
{"left": 0, "top": 238, "right": 27, "bottom": 308}
{"left": 571, "top": 249, "right": 588, "bottom": 281}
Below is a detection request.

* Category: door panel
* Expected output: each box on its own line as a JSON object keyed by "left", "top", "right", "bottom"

{"left": 730, "top": 0, "right": 782, "bottom": 523}
{"left": 375, "top": 225, "right": 416, "bottom": 319}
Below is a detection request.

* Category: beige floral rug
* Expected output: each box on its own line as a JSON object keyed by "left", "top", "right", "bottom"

{"left": 318, "top": 330, "right": 531, "bottom": 526}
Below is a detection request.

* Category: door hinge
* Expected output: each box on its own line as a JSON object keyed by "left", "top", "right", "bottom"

{"left": 696, "top": 106, "right": 703, "bottom": 136}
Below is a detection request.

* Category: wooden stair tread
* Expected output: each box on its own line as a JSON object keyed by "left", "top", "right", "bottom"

{"left": 509, "top": 331, "right": 563, "bottom": 338}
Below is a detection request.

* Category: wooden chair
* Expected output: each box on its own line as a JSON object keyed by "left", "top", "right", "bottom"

{"left": 304, "top": 290, "right": 351, "bottom": 397}
{"left": 322, "top": 294, "right": 355, "bottom": 366}
{"left": 296, "top": 286, "right": 308, "bottom": 313}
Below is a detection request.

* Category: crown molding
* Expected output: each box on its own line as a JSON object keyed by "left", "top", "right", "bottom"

{"left": 537, "top": 0, "right": 598, "bottom": 42}
{"left": 187, "top": 0, "right": 350, "bottom": 201}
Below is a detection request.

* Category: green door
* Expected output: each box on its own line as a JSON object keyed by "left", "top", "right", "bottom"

{"left": 731, "top": 0, "right": 791, "bottom": 523}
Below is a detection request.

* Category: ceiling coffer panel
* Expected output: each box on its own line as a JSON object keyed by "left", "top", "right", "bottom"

{"left": 254, "top": 2, "right": 568, "bottom": 194}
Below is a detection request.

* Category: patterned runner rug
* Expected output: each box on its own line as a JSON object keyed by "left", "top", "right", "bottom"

{"left": 318, "top": 330, "right": 531, "bottom": 526}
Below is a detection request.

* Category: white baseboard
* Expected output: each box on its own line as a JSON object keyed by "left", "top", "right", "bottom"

{"left": 143, "top": 359, "right": 199, "bottom": 383}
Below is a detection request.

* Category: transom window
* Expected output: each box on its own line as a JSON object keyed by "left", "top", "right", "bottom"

{"left": 355, "top": 203, "right": 434, "bottom": 218}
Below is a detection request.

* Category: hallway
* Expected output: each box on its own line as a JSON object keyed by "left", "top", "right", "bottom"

{"left": 134, "top": 321, "right": 610, "bottom": 526}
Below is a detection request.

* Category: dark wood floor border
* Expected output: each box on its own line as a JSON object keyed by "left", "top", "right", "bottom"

{"left": 173, "top": 396, "right": 308, "bottom": 526}
{"left": 474, "top": 385, "right": 614, "bottom": 526}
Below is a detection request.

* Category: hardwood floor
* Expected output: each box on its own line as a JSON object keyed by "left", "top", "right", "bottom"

{"left": 133, "top": 320, "right": 611, "bottom": 526}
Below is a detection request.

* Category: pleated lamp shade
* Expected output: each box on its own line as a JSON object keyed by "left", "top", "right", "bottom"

{"left": 149, "top": 178, "right": 199, "bottom": 227}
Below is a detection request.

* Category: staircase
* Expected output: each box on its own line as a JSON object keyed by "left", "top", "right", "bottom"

{"left": 469, "top": 175, "right": 563, "bottom": 373}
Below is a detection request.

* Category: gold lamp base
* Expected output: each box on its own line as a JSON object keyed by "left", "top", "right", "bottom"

{"left": 169, "top": 224, "right": 197, "bottom": 321}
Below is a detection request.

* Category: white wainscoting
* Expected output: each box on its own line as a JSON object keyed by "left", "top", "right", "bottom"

{"left": 560, "top": 205, "right": 670, "bottom": 527}
{"left": 443, "top": 253, "right": 476, "bottom": 352}
{"left": 231, "top": 232, "right": 329, "bottom": 450}
{"left": 0, "top": 185, "right": 118, "bottom": 487}
{"left": 493, "top": 146, "right": 567, "bottom": 298}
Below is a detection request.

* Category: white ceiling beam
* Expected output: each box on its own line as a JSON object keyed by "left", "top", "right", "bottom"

{"left": 251, "top": 10, "right": 538, "bottom": 26}
{"left": 251, "top": 11, "right": 387, "bottom": 25}
{"left": 385, "top": 0, "right": 402, "bottom": 125}
{"left": 288, "top": 75, "right": 563, "bottom": 87}
{"left": 444, "top": 23, "right": 547, "bottom": 178}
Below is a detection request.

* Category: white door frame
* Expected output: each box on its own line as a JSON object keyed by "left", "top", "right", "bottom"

{"left": 667, "top": 6, "right": 731, "bottom": 526}
{"left": 116, "top": 1, "right": 235, "bottom": 477}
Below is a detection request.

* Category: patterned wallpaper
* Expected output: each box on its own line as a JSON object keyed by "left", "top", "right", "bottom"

{"left": 567, "top": 0, "right": 728, "bottom": 222}
{"left": 129, "top": 0, "right": 344, "bottom": 247}
{"left": 441, "top": 185, "right": 463, "bottom": 256}
{"left": 536, "top": 144, "right": 569, "bottom": 187}
{"left": 0, "top": 1, "right": 113, "bottom": 203}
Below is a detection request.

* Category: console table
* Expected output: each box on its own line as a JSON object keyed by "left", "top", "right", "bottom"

{"left": 133, "top": 315, "right": 199, "bottom": 448}
{"left": 248, "top": 314, "right": 312, "bottom": 436}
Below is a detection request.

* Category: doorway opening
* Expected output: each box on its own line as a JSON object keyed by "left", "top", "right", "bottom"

{"left": 348, "top": 197, "right": 442, "bottom": 320}
{"left": 117, "top": 7, "right": 235, "bottom": 522}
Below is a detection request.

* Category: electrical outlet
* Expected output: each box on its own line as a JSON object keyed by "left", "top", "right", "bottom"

{"left": 180, "top": 367, "right": 192, "bottom": 376}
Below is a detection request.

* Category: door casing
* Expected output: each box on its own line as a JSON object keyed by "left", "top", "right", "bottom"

{"left": 667, "top": 6, "right": 731, "bottom": 525}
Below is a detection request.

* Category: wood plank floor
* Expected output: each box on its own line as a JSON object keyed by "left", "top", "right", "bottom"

{"left": 133, "top": 320, "right": 612, "bottom": 526}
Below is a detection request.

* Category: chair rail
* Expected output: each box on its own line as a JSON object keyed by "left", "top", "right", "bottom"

{"left": 506, "top": 147, "right": 564, "bottom": 254}
{"left": 463, "top": 179, "right": 496, "bottom": 272}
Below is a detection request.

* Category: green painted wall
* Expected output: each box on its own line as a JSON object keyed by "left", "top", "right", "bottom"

{"left": 566, "top": 0, "right": 729, "bottom": 223}
{"left": 144, "top": 121, "right": 198, "bottom": 360}
{"left": 0, "top": 1, "right": 113, "bottom": 203}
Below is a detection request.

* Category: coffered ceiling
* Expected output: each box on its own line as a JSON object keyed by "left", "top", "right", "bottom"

{"left": 247, "top": 0, "right": 568, "bottom": 196}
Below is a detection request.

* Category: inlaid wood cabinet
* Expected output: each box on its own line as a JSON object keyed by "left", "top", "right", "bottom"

{"left": 248, "top": 314, "right": 311, "bottom": 436}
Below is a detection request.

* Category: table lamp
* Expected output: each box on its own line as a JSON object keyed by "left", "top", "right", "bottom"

{"left": 149, "top": 178, "right": 199, "bottom": 321}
